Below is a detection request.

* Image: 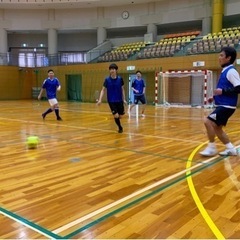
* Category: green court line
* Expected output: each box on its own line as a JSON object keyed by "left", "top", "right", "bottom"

{"left": 0, "top": 207, "right": 64, "bottom": 239}
{"left": 64, "top": 156, "right": 224, "bottom": 239}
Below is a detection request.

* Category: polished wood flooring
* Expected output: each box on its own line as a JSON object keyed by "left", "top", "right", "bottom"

{"left": 0, "top": 100, "right": 240, "bottom": 239}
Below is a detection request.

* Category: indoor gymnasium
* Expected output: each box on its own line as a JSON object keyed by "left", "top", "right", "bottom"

{"left": 0, "top": 0, "right": 240, "bottom": 239}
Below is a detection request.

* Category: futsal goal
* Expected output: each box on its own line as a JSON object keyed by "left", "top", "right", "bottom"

{"left": 155, "top": 70, "right": 213, "bottom": 108}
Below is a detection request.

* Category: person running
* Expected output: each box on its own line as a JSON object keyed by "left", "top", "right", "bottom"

{"left": 200, "top": 46, "right": 240, "bottom": 156}
{"left": 38, "top": 69, "right": 62, "bottom": 121}
{"left": 129, "top": 70, "right": 146, "bottom": 117}
{"left": 97, "top": 63, "right": 127, "bottom": 133}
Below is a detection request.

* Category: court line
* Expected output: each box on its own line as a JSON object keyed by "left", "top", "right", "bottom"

{"left": 53, "top": 154, "right": 223, "bottom": 234}
{"left": 1, "top": 106, "right": 234, "bottom": 237}
{"left": 0, "top": 116, "right": 206, "bottom": 145}
{"left": 63, "top": 157, "right": 224, "bottom": 238}
{"left": 186, "top": 143, "right": 240, "bottom": 239}
{"left": 0, "top": 207, "right": 63, "bottom": 239}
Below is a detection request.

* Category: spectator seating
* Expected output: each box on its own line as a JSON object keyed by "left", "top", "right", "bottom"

{"left": 98, "top": 41, "right": 146, "bottom": 62}
{"left": 186, "top": 27, "right": 240, "bottom": 55}
{"left": 137, "top": 31, "right": 200, "bottom": 59}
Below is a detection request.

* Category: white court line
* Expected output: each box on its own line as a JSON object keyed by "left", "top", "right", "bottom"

{"left": 0, "top": 210, "right": 54, "bottom": 239}
{"left": 52, "top": 154, "right": 219, "bottom": 234}
{"left": 0, "top": 116, "right": 203, "bottom": 145}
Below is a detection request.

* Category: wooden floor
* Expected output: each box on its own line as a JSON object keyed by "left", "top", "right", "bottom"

{"left": 0, "top": 100, "right": 240, "bottom": 239}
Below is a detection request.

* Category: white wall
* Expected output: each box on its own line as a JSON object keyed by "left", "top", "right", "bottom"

{"left": 3, "top": 0, "right": 207, "bottom": 31}
{"left": 2, "top": 0, "right": 238, "bottom": 51}
{"left": 225, "top": 0, "right": 240, "bottom": 16}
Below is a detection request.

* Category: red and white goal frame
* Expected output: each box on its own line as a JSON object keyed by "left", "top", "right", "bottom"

{"left": 154, "top": 70, "right": 213, "bottom": 108}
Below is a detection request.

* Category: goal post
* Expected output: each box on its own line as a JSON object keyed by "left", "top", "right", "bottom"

{"left": 155, "top": 70, "right": 213, "bottom": 108}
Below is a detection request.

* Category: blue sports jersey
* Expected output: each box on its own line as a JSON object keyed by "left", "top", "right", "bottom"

{"left": 42, "top": 78, "right": 60, "bottom": 99}
{"left": 214, "top": 66, "right": 238, "bottom": 107}
{"left": 103, "top": 76, "right": 124, "bottom": 102}
{"left": 132, "top": 79, "right": 145, "bottom": 95}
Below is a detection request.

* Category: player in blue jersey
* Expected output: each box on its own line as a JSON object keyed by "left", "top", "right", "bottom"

{"left": 97, "top": 63, "right": 127, "bottom": 133}
{"left": 38, "top": 69, "right": 62, "bottom": 121}
{"left": 200, "top": 46, "right": 240, "bottom": 157}
{"left": 129, "top": 70, "right": 146, "bottom": 117}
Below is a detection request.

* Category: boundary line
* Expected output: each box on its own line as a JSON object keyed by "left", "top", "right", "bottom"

{"left": 53, "top": 154, "right": 224, "bottom": 235}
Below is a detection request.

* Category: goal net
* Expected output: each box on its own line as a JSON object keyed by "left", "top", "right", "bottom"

{"left": 155, "top": 70, "right": 213, "bottom": 108}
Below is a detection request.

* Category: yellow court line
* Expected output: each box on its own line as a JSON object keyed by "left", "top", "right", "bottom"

{"left": 186, "top": 142, "right": 225, "bottom": 239}
{"left": 53, "top": 156, "right": 217, "bottom": 234}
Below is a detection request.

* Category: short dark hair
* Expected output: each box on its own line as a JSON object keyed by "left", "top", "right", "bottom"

{"left": 136, "top": 70, "right": 142, "bottom": 74}
{"left": 221, "top": 46, "right": 237, "bottom": 64}
{"left": 109, "top": 63, "right": 118, "bottom": 70}
{"left": 48, "top": 69, "right": 54, "bottom": 73}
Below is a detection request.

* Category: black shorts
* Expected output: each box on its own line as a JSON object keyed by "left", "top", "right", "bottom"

{"left": 108, "top": 102, "right": 125, "bottom": 115}
{"left": 207, "top": 106, "right": 235, "bottom": 126}
{"left": 134, "top": 94, "right": 146, "bottom": 104}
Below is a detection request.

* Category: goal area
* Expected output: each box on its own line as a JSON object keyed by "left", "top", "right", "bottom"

{"left": 155, "top": 70, "right": 213, "bottom": 108}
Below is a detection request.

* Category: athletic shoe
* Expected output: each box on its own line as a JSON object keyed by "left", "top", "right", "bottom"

{"left": 57, "top": 117, "right": 63, "bottom": 121}
{"left": 141, "top": 114, "right": 145, "bottom": 117}
{"left": 219, "top": 148, "right": 237, "bottom": 156}
{"left": 199, "top": 146, "right": 218, "bottom": 157}
{"left": 118, "top": 128, "right": 123, "bottom": 133}
{"left": 42, "top": 113, "right": 46, "bottom": 120}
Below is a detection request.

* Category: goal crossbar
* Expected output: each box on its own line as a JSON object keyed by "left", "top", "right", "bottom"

{"left": 155, "top": 70, "right": 213, "bottom": 108}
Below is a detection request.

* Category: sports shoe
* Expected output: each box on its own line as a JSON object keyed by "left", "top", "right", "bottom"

{"left": 42, "top": 113, "right": 46, "bottom": 120}
{"left": 57, "top": 117, "right": 63, "bottom": 121}
{"left": 219, "top": 148, "right": 237, "bottom": 156}
{"left": 141, "top": 114, "right": 145, "bottom": 117}
{"left": 199, "top": 146, "right": 218, "bottom": 157}
{"left": 118, "top": 128, "right": 123, "bottom": 133}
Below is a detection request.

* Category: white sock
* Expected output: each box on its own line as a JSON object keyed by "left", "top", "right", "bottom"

{"left": 225, "top": 142, "right": 234, "bottom": 149}
{"left": 208, "top": 142, "right": 216, "bottom": 148}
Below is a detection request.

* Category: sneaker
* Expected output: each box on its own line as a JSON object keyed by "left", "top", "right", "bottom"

{"left": 57, "top": 117, "right": 63, "bottom": 121}
{"left": 42, "top": 113, "right": 46, "bottom": 120}
{"left": 199, "top": 146, "right": 218, "bottom": 157}
{"left": 219, "top": 148, "right": 237, "bottom": 156}
{"left": 118, "top": 128, "right": 123, "bottom": 133}
{"left": 141, "top": 114, "right": 145, "bottom": 117}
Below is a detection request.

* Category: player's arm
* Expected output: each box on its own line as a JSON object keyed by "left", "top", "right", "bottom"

{"left": 131, "top": 80, "right": 138, "bottom": 93}
{"left": 213, "top": 86, "right": 240, "bottom": 96}
{"left": 96, "top": 87, "right": 105, "bottom": 105}
{"left": 215, "top": 69, "right": 240, "bottom": 96}
{"left": 143, "top": 80, "right": 146, "bottom": 94}
{"left": 57, "top": 85, "right": 61, "bottom": 91}
{"left": 143, "top": 86, "right": 146, "bottom": 95}
{"left": 122, "top": 86, "right": 127, "bottom": 104}
{"left": 38, "top": 88, "right": 44, "bottom": 100}
{"left": 221, "top": 85, "right": 240, "bottom": 95}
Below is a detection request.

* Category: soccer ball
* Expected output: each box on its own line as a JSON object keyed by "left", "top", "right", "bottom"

{"left": 27, "top": 136, "right": 39, "bottom": 149}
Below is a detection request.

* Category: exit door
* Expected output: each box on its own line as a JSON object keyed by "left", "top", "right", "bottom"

{"left": 66, "top": 74, "right": 82, "bottom": 101}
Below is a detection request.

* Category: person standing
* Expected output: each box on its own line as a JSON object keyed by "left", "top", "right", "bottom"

{"left": 38, "top": 69, "right": 62, "bottom": 121}
{"left": 97, "top": 63, "right": 127, "bottom": 133}
{"left": 200, "top": 46, "right": 240, "bottom": 156}
{"left": 129, "top": 70, "right": 146, "bottom": 117}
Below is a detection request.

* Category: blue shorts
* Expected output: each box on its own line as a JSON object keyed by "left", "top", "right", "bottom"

{"left": 134, "top": 94, "right": 146, "bottom": 104}
{"left": 108, "top": 102, "right": 125, "bottom": 115}
{"left": 207, "top": 106, "right": 235, "bottom": 126}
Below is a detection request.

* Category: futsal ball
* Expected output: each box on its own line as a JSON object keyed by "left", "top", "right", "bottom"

{"left": 27, "top": 136, "right": 39, "bottom": 149}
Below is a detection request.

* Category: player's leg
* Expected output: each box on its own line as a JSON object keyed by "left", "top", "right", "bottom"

{"left": 214, "top": 108, "right": 236, "bottom": 155}
{"left": 42, "top": 99, "right": 53, "bottom": 120}
{"left": 199, "top": 112, "right": 218, "bottom": 156}
{"left": 140, "top": 95, "right": 146, "bottom": 116}
{"left": 110, "top": 102, "right": 124, "bottom": 133}
{"left": 51, "top": 98, "right": 62, "bottom": 120}
{"left": 129, "top": 96, "right": 138, "bottom": 116}
{"left": 109, "top": 103, "right": 122, "bottom": 132}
